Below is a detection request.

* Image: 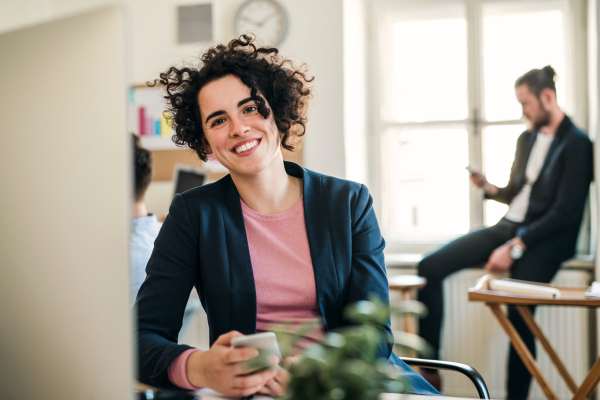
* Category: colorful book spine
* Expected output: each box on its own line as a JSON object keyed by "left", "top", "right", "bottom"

{"left": 138, "top": 107, "right": 146, "bottom": 136}
{"left": 154, "top": 119, "right": 160, "bottom": 136}
{"left": 146, "top": 117, "right": 153, "bottom": 136}
{"left": 161, "top": 115, "right": 171, "bottom": 137}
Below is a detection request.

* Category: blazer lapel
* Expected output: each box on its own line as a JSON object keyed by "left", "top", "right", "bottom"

{"left": 221, "top": 177, "right": 257, "bottom": 334}
{"left": 520, "top": 131, "right": 538, "bottom": 184}
{"left": 537, "top": 115, "right": 571, "bottom": 174}
{"left": 285, "top": 162, "right": 339, "bottom": 332}
{"left": 510, "top": 130, "right": 537, "bottom": 194}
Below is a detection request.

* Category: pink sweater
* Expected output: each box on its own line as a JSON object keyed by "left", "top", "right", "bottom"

{"left": 167, "top": 197, "right": 323, "bottom": 389}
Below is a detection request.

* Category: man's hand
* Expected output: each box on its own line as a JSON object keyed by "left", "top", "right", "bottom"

{"left": 469, "top": 170, "right": 486, "bottom": 188}
{"left": 484, "top": 244, "right": 514, "bottom": 273}
{"left": 186, "top": 331, "right": 278, "bottom": 397}
{"left": 469, "top": 171, "right": 498, "bottom": 196}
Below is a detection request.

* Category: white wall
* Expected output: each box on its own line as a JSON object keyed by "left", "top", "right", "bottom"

{"left": 343, "top": 0, "right": 369, "bottom": 185}
{"left": 0, "top": 0, "right": 124, "bottom": 35}
{"left": 1, "top": 0, "right": 347, "bottom": 178}
{"left": 128, "top": 0, "right": 346, "bottom": 178}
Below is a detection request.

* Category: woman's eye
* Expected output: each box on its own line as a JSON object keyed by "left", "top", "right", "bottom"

{"left": 244, "top": 106, "right": 257, "bottom": 113}
{"left": 211, "top": 118, "right": 226, "bottom": 127}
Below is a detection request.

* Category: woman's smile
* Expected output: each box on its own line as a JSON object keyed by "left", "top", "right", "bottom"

{"left": 199, "top": 75, "right": 281, "bottom": 177}
{"left": 233, "top": 138, "right": 261, "bottom": 155}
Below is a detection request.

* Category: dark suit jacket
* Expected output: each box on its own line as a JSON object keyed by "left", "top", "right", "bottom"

{"left": 135, "top": 161, "right": 439, "bottom": 395}
{"left": 487, "top": 115, "right": 593, "bottom": 261}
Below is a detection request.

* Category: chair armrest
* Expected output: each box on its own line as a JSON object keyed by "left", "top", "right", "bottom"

{"left": 400, "top": 357, "right": 490, "bottom": 399}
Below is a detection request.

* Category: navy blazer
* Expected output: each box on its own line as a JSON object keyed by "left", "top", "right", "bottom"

{"left": 487, "top": 115, "right": 593, "bottom": 261}
{"left": 136, "top": 162, "right": 439, "bottom": 395}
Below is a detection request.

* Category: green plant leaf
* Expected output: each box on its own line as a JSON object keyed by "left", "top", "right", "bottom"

{"left": 284, "top": 296, "right": 430, "bottom": 399}
{"left": 392, "top": 331, "right": 434, "bottom": 358}
{"left": 390, "top": 300, "right": 428, "bottom": 318}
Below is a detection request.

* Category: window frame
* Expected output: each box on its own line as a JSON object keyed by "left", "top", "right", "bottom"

{"left": 368, "top": 0, "right": 589, "bottom": 255}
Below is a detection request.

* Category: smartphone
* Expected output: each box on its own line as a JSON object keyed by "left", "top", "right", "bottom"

{"left": 231, "top": 332, "right": 282, "bottom": 360}
{"left": 465, "top": 166, "right": 478, "bottom": 175}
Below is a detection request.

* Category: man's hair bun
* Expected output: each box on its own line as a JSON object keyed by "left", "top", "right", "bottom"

{"left": 515, "top": 65, "right": 558, "bottom": 97}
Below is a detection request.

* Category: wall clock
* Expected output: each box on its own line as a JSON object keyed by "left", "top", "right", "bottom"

{"left": 234, "top": 0, "right": 287, "bottom": 47}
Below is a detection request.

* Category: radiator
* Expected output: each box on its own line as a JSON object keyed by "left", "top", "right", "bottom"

{"left": 439, "top": 268, "right": 593, "bottom": 399}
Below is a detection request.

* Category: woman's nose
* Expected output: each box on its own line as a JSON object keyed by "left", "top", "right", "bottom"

{"left": 230, "top": 116, "right": 249, "bottom": 137}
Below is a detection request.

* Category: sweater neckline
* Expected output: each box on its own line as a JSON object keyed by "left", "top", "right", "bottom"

{"left": 240, "top": 196, "right": 304, "bottom": 221}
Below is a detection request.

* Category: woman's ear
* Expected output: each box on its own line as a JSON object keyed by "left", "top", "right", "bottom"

{"left": 201, "top": 137, "right": 212, "bottom": 154}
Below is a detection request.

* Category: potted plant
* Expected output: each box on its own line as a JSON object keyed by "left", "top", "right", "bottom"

{"left": 248, "top": 296, "right": 431, "bottom": 400}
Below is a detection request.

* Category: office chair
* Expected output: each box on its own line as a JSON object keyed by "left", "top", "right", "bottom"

{"left": 401, "top": 357, "right": 490, "bottom": 399}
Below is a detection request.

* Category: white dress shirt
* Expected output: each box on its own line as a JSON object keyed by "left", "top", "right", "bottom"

{"left": 504, "top": 132, "right": 555, "bottom": 223}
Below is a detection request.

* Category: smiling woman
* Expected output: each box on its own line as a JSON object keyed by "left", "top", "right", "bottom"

{"left": 198, "top": 75, "right": 284, "bottom": 181}
{"left": 151, "top": 35, "right": 311, "bottom": 163}
{"left": 135, "top": 35, "right": 440, "bottom": 397}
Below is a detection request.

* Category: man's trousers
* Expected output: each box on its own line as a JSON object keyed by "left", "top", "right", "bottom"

{"left": 417, "top": 218, "right": 562, "bottom": 400}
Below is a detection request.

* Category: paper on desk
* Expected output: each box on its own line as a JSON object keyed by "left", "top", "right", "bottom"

{"left": 195, "top": 388, "right": 273, "bottom": 399}
{"left": 585, "top": 282, "right": 600, "bottom": 298}
{"left": 489, "top": 280, "right": 561, "bottom": 298}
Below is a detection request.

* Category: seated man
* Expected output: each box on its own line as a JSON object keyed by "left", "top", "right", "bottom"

{"left": 131, "top": 134, "right": 199, "bottom": 342}
{"left": 417, "top": 66, "right": 594, "bottom": 399}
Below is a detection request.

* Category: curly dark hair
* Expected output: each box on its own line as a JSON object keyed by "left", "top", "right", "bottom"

{"left": 150, "top": 35, "right": 314, "bottom": 162}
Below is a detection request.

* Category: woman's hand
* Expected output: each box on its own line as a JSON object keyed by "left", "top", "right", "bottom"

{"left": 186, "top": 331, "right": 278, "bottom": 397}
{"left": 257, "top": 354, "right": 301, "bottom": 397}
{"left": 258, "top": 365, "right": 290, "bottom": 397}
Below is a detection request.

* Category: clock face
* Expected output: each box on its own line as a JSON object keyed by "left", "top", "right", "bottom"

{"left": 234, "top": 0, "right": 287, "bottom": 47}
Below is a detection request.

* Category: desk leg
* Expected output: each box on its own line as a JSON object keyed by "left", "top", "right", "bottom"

{"left": 516, "top": 305, "right": 578, "bottom": 394}
{"left": 572, "top": 356, "right": 600, "bottom": 400}
{"left": 402, "top": 291, "right": 416, "bottom": 335}
{"left": 489, "top": 304, "right": 559, "bottom": 400}
{"left": 401, "top": 291, "right": 418, "bottom": 358}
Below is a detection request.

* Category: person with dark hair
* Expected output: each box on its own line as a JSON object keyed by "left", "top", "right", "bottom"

{"left": 130, "top": 133, "right": 161, "bottom": 306}
{"left": 131, "top": 134, "right": 201, "bottom": 341}
{"left": 417, "top": 65, "right": 594, "bottom": 399}
{"left": 135, "top": 35, "right": 439, "bottom": 397}
{"left": 133, "top": 134, "right": 153, "bottom": 203}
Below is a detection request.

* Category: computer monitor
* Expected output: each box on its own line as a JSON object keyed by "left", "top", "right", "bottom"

{"left": 173, "top": 164, "right": 207, "bottom": 195}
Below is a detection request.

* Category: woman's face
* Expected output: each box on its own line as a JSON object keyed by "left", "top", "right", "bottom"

{"left": 198, "top": 75, "right": 281, "bottom": 178}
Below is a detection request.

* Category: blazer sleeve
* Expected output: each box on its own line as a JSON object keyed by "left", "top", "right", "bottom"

{"left": 135, "top": 194, "right": 200, "bottom": 388}
{"left": 343, "top": 184, "right": 392, "bottom": 360}
{"left": 516, "top": 135, "right": 594, "bottom": 247}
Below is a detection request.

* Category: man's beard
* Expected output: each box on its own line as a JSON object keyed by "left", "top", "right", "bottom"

{"left": 530, "top": 103, "right": 551, "bottom": 131}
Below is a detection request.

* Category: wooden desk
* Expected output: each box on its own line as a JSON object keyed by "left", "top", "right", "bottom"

{"left": 137, "top": 383, "right": 481, "bottom": 400}
{"left": 468, "top": 275, "right": 600, "bottom": 400}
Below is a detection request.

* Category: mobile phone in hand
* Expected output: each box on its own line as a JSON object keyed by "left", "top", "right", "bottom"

{"left": 232, "top": 332, "right": 282, "bottom": 375}
{"left": 232, "top": 332, "right": 282, "bottom": 359}
{"left": 465, "top": 166, "right": 479, "bottom": 175}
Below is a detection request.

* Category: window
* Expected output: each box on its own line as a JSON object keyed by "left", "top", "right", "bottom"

{"left": 370, "top": 0, "right": 587, "bottom": 253}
